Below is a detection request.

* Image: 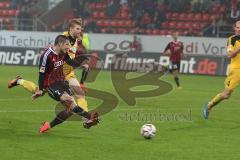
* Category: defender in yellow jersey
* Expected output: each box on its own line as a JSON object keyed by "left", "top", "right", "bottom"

{"left": 8, "top": 18, "right": 90, "bottom": 112}
{"left": 203, "top": 21, "right": 240, "bottom": 119}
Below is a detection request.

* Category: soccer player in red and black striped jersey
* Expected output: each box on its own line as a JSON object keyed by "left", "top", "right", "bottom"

{"left": 164, "top": 32, "right": 184, "bottom": 88}
{"left": 33, "top": 35, "right": 99, "bottom": 133}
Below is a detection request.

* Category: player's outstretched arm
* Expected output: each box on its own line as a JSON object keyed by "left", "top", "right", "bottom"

{"left": 32, "top": 90, "right": 44, "bottom": 100}
{"left": 65, "top": 54, "right": 88, "bottom": 68}
{"left": 227, "top": 46, "right": 240, "bottom": 58}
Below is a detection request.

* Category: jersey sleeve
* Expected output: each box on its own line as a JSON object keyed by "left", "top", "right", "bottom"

{"left": 180, "top": 42, "right": 184, "bottom": 52}
{"left": 82, "top": 33, "right": 90, "bottom": 51}
{"left": 38, "top": 52, "right": 52, "bottom": 90}
{"left": 164, "top": 43, "right": 171, "bottom": 52}
{"left": 227, "top": 36, "right": 234, "bottom": 53}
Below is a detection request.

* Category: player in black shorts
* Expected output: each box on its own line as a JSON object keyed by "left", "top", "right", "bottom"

{"left": 163, "top": 32, "right": 184, "bottom": 88}
{"left": 33, "top": 35, "right": 99, "bottom": 133}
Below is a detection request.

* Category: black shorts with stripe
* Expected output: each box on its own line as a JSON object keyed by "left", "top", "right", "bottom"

{"left": 169, "top": 61, "right": 180, "bottom": 72}
{"left": 47, "top": 81, "right": 73, "bottom": 101}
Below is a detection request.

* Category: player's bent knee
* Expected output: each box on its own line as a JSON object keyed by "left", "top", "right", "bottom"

{"left": 60, "top": 94, "right": 74, "bottom": 105}
{"left": 69, "top": 85, "right": 84, "bottom": 96}
{"left": 221, "top": 91, "right": 231, "bottom": 99}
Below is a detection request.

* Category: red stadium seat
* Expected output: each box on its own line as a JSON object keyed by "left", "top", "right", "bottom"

{"left": 114, "top": 12, "right": 121, "bottom": 19}
{"left": 166, "top": 12, "right": 172, "bottom": 19}
{"left": 101, "top": 28, "right": 107, "bottom": 33}
{"left": 177, "top": 30, "right": 184, "bottom": 36}
{"left": 171, "top": 13, "right": 178, "bottom": 20}
{"left": 117, "top": 28, "right": 128, "bottom": 34}
{"left": 129, "top": 28, "right": 137, "bottom": 34}
{"left": 2, "top": 10, "right": 7, "bottom": 16}
{"left": 184, "top": 22, "right": 192, "bottom": 29}
{"left": 95, "top": 3, "right": 102, "bottom": 9}
{"left": 88, "top": 3, "right": 96, "bottom": 9}
{"left": 166, "top": 30, "right": 173, "bottom": 35}
{"left": 159, "top": 30, "right": 168, "bottom": 35}
{"left": 92, "top": 11, "right": 99, "bottom": 18}
{"left": 152, "top": 29, "right": 160, "bottom": 35}
{"left": 96, "top": 20, "right": 104, "bottom": 26}
{"left": 169, "top": 21, "right": 177, "bottom": 29}
{"left": 192, "top": 22, "right": 198, "bottom": 30}
{"left": 130, "top": 20, "right": 136, "bottom": 27}
{"left": 183, "top": 30, "right": 188, "bottom": 36}
{"left": 120, "top": 12, "right": 129, "bottom": 18}
{"left": 99, "top": 11, "right": 105, "bottom": 18}
{"left": 219, "top": 6, "right": 225, "bottom": 13}
{"left": 95, "top": 3, "right": 106, "bottom": 10}
{"left": 3, "top": 2, "right": 10, "bottom": 8}
{"left": 145, "top": 29, "right": 152, "bottom": 35}
{"left": 176, "top": 21, "right": 185, "bottom": 29}
{"left": 138, "top": 28, "right": 145, "bottom": 34}
{"left": 103, "top": 20, "right": 110, "bottom": 27}
{"left": 4, "top": 17, "right": 11, "bottom": 24}
{"left": 194, "top": 13, "right": 202, "bottom": 20}
{"left": 200, "top": 23, "right": 207, "bottom": 29}
{"left": 161, "top": 22, "right": 169, "bottom": 28}
{"left": 186, "top": 13, "right": 194, "bottom": 21}
{"left": 0, "top": 2, "right": 4, "bottom": 8}
{"left": 202, "top": 14, "right": 210, "bottom": 21}
{"left": 210, "top": 14, "right": 217, "bottom": 20}
{"left": 179, "top": 13, "right": 187, "bottom": 21}
{"left": 124, "top": 20, "right": 131, "bottom": 27}
{"left": 83, "top": 19, "right": 91, "bottom": 26}
{"left": 110, "top": 20, "right": 117, "bottom": 27}
{"left": 117, "top": 20, "right": 124, "bottom": 27}
{"left": 211, "top": 6, "right": 218, "bottom": 13}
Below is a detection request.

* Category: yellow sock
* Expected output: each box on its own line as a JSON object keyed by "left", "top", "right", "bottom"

{"left": 76, "top": 98, "right": 89, "bottom": 112}
{"left": 208, "top": 94, "right": 222, "bottom": 110}
{"left": 18, "top": 79, "right": 38, "bottom": 94}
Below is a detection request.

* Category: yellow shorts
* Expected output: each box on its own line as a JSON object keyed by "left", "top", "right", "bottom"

{"left": 65, "top": 72, "right": 77, "bottom": 81}
{"left": 224, "top": 68, "right": 240, "bottom": 90}
{"left": 63, "top": 63, "right": 77, "bottom": 81}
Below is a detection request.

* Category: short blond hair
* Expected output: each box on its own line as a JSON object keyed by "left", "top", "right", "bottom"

{"left": 68, "top": 18, "right": 83, "bottom": 31}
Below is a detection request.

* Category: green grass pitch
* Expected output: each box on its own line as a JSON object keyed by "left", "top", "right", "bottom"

{"left": 0, "top": 65, "right": 240, "bottom": 160}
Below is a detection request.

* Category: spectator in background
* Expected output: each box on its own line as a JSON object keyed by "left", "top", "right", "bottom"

{"left": 120, "top": 0, "right": 128, "bottom": 6}
{"left": 169, "top": 0, "right": 182, "bottom": 12}
{"left": 85, "top": 17, "right": 99, "bottom": 33}
{"left": 191, "top": 0, "right": 200, "bottom": 12}
{"left": 17, "top": 6, "right": 32, "bottom": 31}
{"left": 62, "top": 19, "right": 68, "bottom": 31}
{"left": 204, "top": 16, "right": 218, "bottom": 37}
{"left": 130, "top": 0, "right": 144, "bottom": 26}
{"left": 200, "top": 0, "right": 213, "bottom": 13}
{"left": 82, "top": 2, "right": 91, "bottom": 18}
{"left": 157, "top": 0, "right": 169, "bottom": 11}
{"left": 140, "top": 12, "right": 152, "bottom": 28}
{"left": 130, "top": 35, "right": 142, "bottom": 53}
{"left": 147, "top": 10, "right": 166, "bottom": 29}
{"left": 217, "top": 14, "right": 228, "bottom": 26}
{"left": 143, "top": 0, "right": 156, "bottom": 16}
{"left": 106, "top": 0, "right": 120, "bottom": 17}
{"left": 186, "top": 28, "right": 197, "bottom": 36}
{"left": 230, "top": 6, "right": 240, "bottom": 22}
{"left": 11, "top": 0, "right": 17, "bottom": 9}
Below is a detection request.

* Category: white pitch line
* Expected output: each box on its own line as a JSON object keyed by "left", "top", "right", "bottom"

{"left": 0, "top": 108, "right": 195, "bottom": 113}
{"left": 0, "top": 98, "right": 31, "bottom": 101}
{"left": 0, "top": 109, "right": 54, "bottom": 113}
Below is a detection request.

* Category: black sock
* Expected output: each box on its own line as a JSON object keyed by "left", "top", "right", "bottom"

{"left": 50, "top": 110, "right": 73, "bottom": 128}
{"left": 72, "top": 106, "right": 90, "bottom": 119}
{"left": 174, "top": 76, "right": 180, "bottom": 87}
{"left": 80, "top": 68, "right": 89, "bottom": 84}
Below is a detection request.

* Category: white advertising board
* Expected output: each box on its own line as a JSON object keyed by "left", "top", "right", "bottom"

{"left": 0, "top": 31, "right": 228, "bottom": 56}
